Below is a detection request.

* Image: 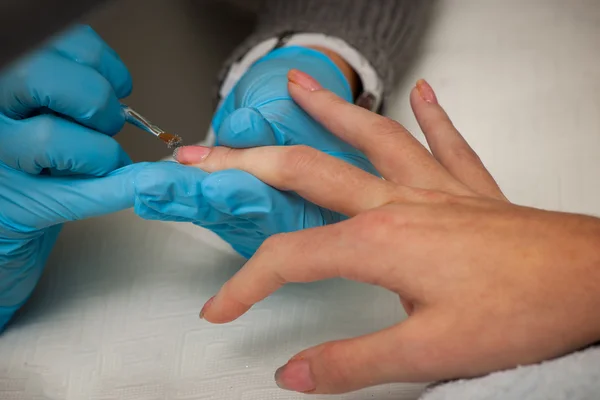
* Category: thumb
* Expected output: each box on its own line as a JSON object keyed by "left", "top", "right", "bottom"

{"left": 215, "top": 107, "right": 278, "bottom": 148}
{"left": 0, "top": 162, "right": 149, "bottom": 232}
{"left": 44, "top": 163, "right": 149, "bottom": 225}
{"left": 275, "top": 317, "right": 430, "bottom": 394}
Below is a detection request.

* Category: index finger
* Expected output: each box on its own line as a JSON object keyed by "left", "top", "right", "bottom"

{"left": 176, "top": 144, "right": 406, "bottom": 217}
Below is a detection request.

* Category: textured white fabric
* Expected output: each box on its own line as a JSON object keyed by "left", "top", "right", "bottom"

{"left": 1, "top": 1, "right": 600, "bottom": 399}
{"left": 420, "top": 347, "right": 600, "bottom": 400}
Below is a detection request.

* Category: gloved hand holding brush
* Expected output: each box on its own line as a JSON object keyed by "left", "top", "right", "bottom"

{"left": 0, "top": 26, "right": 143, "bottom": 330}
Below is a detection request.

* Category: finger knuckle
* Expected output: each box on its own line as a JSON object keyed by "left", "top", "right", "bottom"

{"left": 77, "top": 75, "right": 116, "bottom": 125}
{"left": 29, "top": 116, "right": 59, "bottom": 147}
{"left": 9, "top": 54, "right": 44, "bottom": 83}
{"left": 72, "top": 39, "right": 105, "bottom": 69}
{"left": 212, "top": 147, "right": 236, "bottom": 169}
{"left": 451, "top": 144, "right": 482, "bottom": 165}
{"left": 257, "top": 233, "right": 288, "bottom": 256}
{"left": 421, "top": 113, "right": 449, "bottom": 134}
{"left": 410, "top": 187, "right": 454, "bottom": 204}
{"left": 326, "top": 95, "right": 350, "bottom": 109}
{"left": 315, "top": 95, "right": 351, "bottom": 127}
{"left": 88, "top": 74, "right": 114, "bottom": 103}
{"left": 352, "top": 208, "right": 403, "bottom": 242}
{"left": 278, "top": 145, "right": 320, "bottom": 183}
{"left": 317, "top": 342, "right": 355, "bottom": 388}
{"left": 371, "top": 117, "right": 406, "bottom": 139}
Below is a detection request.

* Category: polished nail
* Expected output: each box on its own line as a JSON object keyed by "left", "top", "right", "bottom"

{"left": 288, "top": 69, "right": 323, "bottom": 92}
{"left": 416, "top": 79, "right": 438, "bottom": 104}
{"left": 274, "top": 360, "right": 316, "bottom": 393}
{"left": 200, "top": 296, "right": 215, "bottom": 319}
{"left": 175, "top": 146, "right": 212, "bottom": 165}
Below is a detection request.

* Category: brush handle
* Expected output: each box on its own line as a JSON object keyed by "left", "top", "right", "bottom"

{"left": 121, "top": 104, "right": 164, "bottom": 138}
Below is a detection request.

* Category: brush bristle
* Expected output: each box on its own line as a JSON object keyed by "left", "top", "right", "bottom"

{"left": 158, "top": 132, "right": 183, "bottom": 149}
{"left": 166, "top": 136, "right": 182, "bottom": 149}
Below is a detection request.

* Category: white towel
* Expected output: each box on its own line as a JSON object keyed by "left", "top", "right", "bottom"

{"left": 420, "top": 346, "right": 600, "bottom": 400}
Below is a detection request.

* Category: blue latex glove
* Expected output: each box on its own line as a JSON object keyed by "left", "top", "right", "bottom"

{"left": 135, "top": 47, "right": 377, "bottom": 257}
{"left": 0, "top": 26, "right": 141, "bottom": 330}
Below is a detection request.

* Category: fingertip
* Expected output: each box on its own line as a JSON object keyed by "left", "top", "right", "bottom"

{"left": 415, "top": 79, "right": 439, "bottom": 105}
{"left": 174, "top": 145, "right": 212, "bottom": 165}
{"left": 96, "top": 77, "right": 130, "bottom": 135}
{"left": 287, "top": 80, "right": 308, "bottom": 102}
{"left": 409, "top": 83, "right": 446, "bottom": 127}
{"left": 287, "top": 79, "right": 346, "bottom": 115}
{"left": 200, "top": 292, "right": 252, "bottom": 324}
{"left": 287, "top": 69, "right": 323, "bottom": 92}
{"left": 409, "top": 85, "right": 421, "bottom": 103}
{"left": 114, "top": 72, "right": 133, "bottom": 99}
{"left": 275, "top": 359, "right": 316, "bottom": 393}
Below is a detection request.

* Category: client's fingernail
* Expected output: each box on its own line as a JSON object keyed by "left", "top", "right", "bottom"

{"left": 416, "top": 79, "right": 438, "bottom": 104}
{"left": 275, "top": 360, "right": 316, "bottom": 393}
{"left": 288, "top": 69, "right": 322, "bottom": 92}
{"left": 200, "top": 296, "right": 215, "bottom": 319}
{"left": 175, "top": 146, "right": 211, "bottom": 165}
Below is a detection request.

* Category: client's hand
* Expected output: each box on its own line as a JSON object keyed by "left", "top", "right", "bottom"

{"left": 134, "top": 48, "right": 376, "bottom": 258}
{"left": 175, "top": 72, "right": 600, "bottom": 394}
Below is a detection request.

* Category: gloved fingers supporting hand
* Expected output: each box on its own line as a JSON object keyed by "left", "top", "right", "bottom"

{"left": 0, "top": 113, "right": 130, "bottom": 176}
{"left": 212, "top": 47, "right": 354, "bottom": 148}
{"left": 133, "top": 162, "right": 332, "bottom": 258}
{"left": 200, "top": 169, "right": 330, "bottom": 234}
{"left": 0, "top": 162, "right": 149, "bottom": 233}
{"left": 197, "top": 46, "right": 376, "bottom": 258}
{"left": 0, "top": 49, "right": 125, "bottom": 135}
{"left": 50, "top": 25, "right": 132, "bottom": 98}
{"left": 216, "top": 107, "right": 278, "bottom": 148}
{"left": 133, "top": 162, "right": 233, "bottom": 225}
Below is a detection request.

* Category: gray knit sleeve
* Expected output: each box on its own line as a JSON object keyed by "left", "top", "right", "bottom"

{"left": 218, "top": 0, "right": 433, "bottom": 101}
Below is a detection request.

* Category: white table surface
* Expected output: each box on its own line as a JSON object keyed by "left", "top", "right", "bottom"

{"left": 1, "top": 1, "right": 599, "bottom": 399}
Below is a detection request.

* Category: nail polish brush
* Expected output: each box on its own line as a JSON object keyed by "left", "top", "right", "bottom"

{"left": 121, "top": 104, "right": 183, "bottom": 149}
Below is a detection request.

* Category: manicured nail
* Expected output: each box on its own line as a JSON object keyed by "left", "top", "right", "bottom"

{"left": 175, "top": 146, "right": 211, "bottom": 165}
{"left": 288, "top": 69, "right": 323, "bottom": 92}
{"left": 416, "top": 79, "right": 438, "bottom": 104}
{"left": 274, "top": 360, "right": 316, "bottom": 393}
{"left": 200, "top": 296, "right": 215, "bottom": 319}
